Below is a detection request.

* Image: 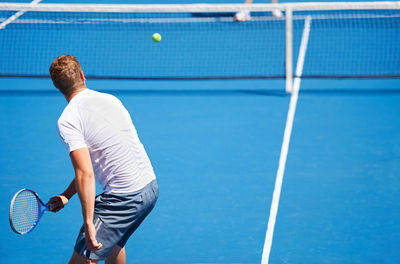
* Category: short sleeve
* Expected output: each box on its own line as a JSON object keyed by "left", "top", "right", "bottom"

{"left": 57, "top": 118, "right": 87, "bottom": 153}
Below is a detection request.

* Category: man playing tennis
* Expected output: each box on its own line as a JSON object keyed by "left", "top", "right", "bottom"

{"left": 47, "top": 55, "right": 158, "bottom": 264}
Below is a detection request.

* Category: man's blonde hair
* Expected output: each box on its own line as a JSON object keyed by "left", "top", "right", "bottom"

{"left": 49, "top": 55, "right": 84, "bottom": 95}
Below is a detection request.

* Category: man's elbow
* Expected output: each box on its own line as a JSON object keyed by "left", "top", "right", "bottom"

{"left": 75, "top": 169, "right": 95, "bottom": 181}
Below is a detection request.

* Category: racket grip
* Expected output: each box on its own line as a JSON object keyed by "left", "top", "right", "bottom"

{"left": 46, "top": 204, "right": 53, "bottom": 211}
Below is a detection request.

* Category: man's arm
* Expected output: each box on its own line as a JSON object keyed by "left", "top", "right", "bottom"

{"left": 70, "top": 147, "right": 103, "bottom": 251}
{"left": 47, "top": 179, "right": 76, "bottom": 212}
{"left": 62, "top": 179, "right": 77, "bottom": 199}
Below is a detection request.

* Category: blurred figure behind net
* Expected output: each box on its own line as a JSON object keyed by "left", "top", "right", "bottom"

{"left": 234, "top": 0, "right": 282, "bottom": 21}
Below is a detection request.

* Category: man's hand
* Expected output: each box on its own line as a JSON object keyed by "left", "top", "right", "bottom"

{"left": 84, "top": 222, "right": 103, "bottom": 251}
{"left": 47, "top": 195, "right": 69, "bottom": 212}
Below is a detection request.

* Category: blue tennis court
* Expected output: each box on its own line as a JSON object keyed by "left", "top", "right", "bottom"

{"left": 0, "top": 0, "right": 399, "bottom": 263}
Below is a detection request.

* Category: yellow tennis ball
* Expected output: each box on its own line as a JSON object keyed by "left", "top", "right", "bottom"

{"left": 152, "top": 33, "right": 161, "bottom": 42}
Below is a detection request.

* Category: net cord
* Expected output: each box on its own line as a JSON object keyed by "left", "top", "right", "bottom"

{"left": 0, "top": 2, "right": 399, "bottom": 13}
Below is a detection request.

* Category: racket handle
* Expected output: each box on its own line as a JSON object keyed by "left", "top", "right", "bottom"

{"left": 45, "top": 204, "right": 52, "bottom": 211}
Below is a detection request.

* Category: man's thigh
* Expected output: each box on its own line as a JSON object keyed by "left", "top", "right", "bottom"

{"left": 106, "top": 245, "right": 126, "bottom": 264}
{"left": 69, "top": 250, "right": 98, "bottom": 264}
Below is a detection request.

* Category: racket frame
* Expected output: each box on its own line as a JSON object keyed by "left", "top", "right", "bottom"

{"left": 9, "top": 188, "right": 50, "bottom": 235}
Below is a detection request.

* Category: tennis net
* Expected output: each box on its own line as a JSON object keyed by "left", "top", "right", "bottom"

{"left": 0, "top": 2, "right": 399, "bottom": 90}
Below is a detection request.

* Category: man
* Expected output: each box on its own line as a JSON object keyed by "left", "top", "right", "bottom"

{"left": 47, "top": 55, "right": 158, "bottom": 264}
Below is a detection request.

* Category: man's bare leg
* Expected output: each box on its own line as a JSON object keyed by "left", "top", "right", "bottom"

{"left": 69, "top": 251, "right": 98, "bottom": 264}
{"left": 106, "top": 245, "right": 126, "bottom": 264}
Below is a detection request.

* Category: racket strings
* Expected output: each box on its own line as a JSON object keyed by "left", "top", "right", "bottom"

{"left": 11, "top": 190, "right": 40, "bottom": 234}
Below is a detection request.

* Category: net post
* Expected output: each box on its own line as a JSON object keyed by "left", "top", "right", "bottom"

{"left": 285, "top": 7, "right": 293, "bottom": 93}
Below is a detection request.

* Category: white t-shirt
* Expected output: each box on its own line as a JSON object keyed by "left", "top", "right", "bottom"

{"left": 57, "top": 88, "right": 156, "bottom": 193}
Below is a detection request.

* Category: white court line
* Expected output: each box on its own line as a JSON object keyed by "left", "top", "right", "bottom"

{"left": 261, "top": 15, "right": 312, "bottom": 264}
{"left": 0, "top": 0, "right": 42, "bottom": 30}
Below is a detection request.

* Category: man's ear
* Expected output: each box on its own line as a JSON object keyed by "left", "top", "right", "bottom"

{"left": 80, "top": 71, "right": 86, "bottom": 83}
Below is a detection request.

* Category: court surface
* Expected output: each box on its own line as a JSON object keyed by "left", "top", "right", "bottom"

{"left": 1, "top": 0, "right": 400, "bottom": 263}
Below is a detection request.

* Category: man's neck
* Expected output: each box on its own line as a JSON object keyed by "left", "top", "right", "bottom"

{"left": 65, "top": 86, "right": 87, "bottom": 103}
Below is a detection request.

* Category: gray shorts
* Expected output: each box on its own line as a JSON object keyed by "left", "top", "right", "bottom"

{"left": 74, "top": 180, "right": 158, "bottom": 260}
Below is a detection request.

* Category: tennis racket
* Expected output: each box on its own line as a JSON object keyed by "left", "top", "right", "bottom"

{"left": 9, "top": 189, "right": 50, "bottom": 235}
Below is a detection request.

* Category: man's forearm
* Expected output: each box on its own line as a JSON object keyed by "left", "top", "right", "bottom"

{"left": 61, "top": 179, "right": 77, "bottom": 200}
{"left": 75, "top": 170, "right": 96, "bottom": 225}
{"left": 47, "top": 179, "right": 75, "bottom": 212}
